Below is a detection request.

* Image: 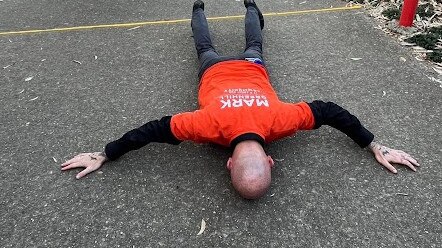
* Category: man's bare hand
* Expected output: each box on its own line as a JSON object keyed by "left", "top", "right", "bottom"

{"left": 368, "top": 141, "right": 420, "bottom": 174}
{"left": 61, "top": 152, "right": 108, "bottom": 179}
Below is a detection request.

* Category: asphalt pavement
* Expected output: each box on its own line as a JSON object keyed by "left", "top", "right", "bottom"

{"left": 1, "top": 0, "right": 441, "bottom": 247}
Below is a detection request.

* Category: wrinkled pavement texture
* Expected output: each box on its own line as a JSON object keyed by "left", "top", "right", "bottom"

{"left": 0, "top": 0, "right": 441, "bottom": 247}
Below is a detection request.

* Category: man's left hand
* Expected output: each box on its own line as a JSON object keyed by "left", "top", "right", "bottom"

{"left": 368, "top": 141, "right": 420, "bottom": 174}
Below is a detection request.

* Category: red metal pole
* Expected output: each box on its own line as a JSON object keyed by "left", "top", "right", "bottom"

{"left": 399, "top": 0, "right": 419, "bottom": 27}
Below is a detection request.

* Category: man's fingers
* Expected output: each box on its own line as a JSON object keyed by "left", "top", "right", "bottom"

{"left": 62, "top": 154, "right": 89, "bottom": 166}
{"left": 395, "top": 150, "right": 420, "bottom": 167}
{"left": 390, "top": 156, "right": 417, "bottom": 172}
{"left": 401, "top": 159, "right": 417, "bottom": 172}
{"left": 61, "top": 153, "right": 88, "bottom": 165}
{"left": 406, "top": 156, "right": 420, "bottom": 167}
{"left": 76, "top": 166, "right": 96, "bottom": 179}
{"left": 61, "top": 162, "right": 84, "bottom": 171}
{"left": 378, "top": 156, "right": 397, "bottom": 174}
{"left": 391, "top": 153, "right": 420, "bottom": 168}
{"left": 61, "top": 157, "right": 79, "bottom": 167}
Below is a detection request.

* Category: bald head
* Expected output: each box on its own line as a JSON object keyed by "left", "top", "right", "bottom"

{"left": 227, "top": 141, "right": 274, "bottom": 199}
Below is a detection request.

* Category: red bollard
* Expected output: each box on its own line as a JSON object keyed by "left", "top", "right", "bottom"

{"left": 399, "top": 0, "right": 419, "bottom": 27}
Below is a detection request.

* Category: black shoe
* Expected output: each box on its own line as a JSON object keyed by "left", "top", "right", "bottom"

{"left": 244, "top": 0, "right": 264, "bottom": 29}
{"left": 193, "top": 0, "right": 204, "bottom": 11}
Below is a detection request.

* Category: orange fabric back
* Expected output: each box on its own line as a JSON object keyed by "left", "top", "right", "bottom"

{"left": 171, "top": 60, "right": 315, "bottom": 146}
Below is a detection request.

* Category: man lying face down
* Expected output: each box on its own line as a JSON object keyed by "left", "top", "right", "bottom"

{"left": 61, "top": 0, "right": 420, "bottom": 199}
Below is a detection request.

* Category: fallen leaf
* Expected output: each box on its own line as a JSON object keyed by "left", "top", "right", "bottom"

{"left": 3, "top": 64, "right": 13, "bottom": 69}
{"left": 427, "top": 76, "right": 442, "bottom": 88}
{"left": 18, "top": 89, "right": 25, "bottom": 94}
{"left": 94, "top": 55, "right": 98, "bottom": 60}
{"left": 350, "top": 58, "right": 362, "bottom": 61}
{"left": 415, "top": 56, "right": 425, "bottom": 61}
{"left": 400, "top": 57, "right": 406, "bottom": 62}
{"left": 382, "top": 91, "right": 386, "bottom": 97}
{"left": 41, "top": 59, "right": 46, "bottom": 62}
{"left": 427, "top": 76, "right": 442, "bottom": 84}
{"left": 299, "top": 1, "right": 306, "bottom": 4}
{"left": 73, "top": 60, "right": 82, "bottom": 65}
{"left": 25, "top": 76, "right": 34, "bottom": 82}
{"left": 197, "top": 219, "right": 206, "bottom": 235}
{"left": 416, "top": 14, "right": 421, "bottom": 22}
{"left": 374, "top": 25, "right": 383, "bottom": 30}
{"left": 52, "top": 157, "right": 57, "bottom": 163}
{"left": 29, "top": 97, "right": 39, "bottom": 101}
{"left": 412, "top": 46, "right": 426, "bottom": 51}
{"left": 400, "top": 41, "right": 415, "bottom": 46}
{"left": 274, "top": 158, "right": 284, "bottom": 162}
{"left": 127, "top": 26, "right": 141, "bottom": 31}
{"left": 432, "top": 67, "right": 442, "bottom": 75}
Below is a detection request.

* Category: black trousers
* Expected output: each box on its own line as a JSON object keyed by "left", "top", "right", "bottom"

{"left": 191, "top": 6, "right": 264, "bottom": 79}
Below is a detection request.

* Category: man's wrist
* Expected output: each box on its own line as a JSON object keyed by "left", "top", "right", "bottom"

{"left": 98, "top": 151, "right": 109, "bottom": 162}
{"left": 89, "top": 152, "right": 109, "bottom": 163}
{"left": 367, "top": 141, "right": 379, "bottom": 153}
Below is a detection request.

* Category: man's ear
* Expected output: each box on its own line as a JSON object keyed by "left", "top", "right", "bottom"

{"left": 226, "top": 157, "right": 233, "bottom": 170}
{"left": 267, "top": 155, "right": 274, "bottom": 168}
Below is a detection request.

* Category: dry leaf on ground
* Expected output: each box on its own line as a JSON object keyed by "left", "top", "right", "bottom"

{"left": 127, "top": 26, "right": 141, "bottom": 31}
{"left": 197, "top": 219, "right": 206, "bottom": 235}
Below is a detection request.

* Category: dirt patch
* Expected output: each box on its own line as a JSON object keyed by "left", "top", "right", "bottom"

{"left": 344, "top": 0, "right": 442, "bottom": 72}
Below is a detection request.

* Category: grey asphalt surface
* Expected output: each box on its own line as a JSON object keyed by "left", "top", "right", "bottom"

{"left": 1, "top": 0, "right": 441, "bottom": 247}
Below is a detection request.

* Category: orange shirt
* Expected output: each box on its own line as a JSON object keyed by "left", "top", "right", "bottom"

{"left": 170, "top": 60, "right": 315, "bottom": 146}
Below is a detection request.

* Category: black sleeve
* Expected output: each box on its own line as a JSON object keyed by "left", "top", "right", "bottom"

{"left": 104, "top": 116, "right": 182, "bottom": 161}
{"left": 307, "top": 100, "right": 374, "bottom": 148}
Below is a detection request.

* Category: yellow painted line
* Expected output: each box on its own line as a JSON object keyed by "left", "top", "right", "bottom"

{"left": 263, "top": 5, "right": 362, "bottom": 16}
{"left": 0, "top": 5, "right": 362, "bottom": 36}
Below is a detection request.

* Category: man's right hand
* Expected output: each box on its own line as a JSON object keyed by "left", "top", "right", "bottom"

{"left": 61, "top": 152, "right": 108, "bottom": 179}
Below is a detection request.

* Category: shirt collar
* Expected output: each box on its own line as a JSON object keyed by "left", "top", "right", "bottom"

{"left": 230, "top": 133, "right": 265, "bottom": 149}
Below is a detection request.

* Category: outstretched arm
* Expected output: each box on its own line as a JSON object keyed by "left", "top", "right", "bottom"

{"left": 62, "top": 116, "right": 182, "bottom": 179}
{"left": 307, "top": 100, "right": 419, "bottom": 173}
{"left": 307, "top": 100, "right": 374, "bottom": 147}
{"left": 104, "top": 116, "right": 181, "bottom": 160}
